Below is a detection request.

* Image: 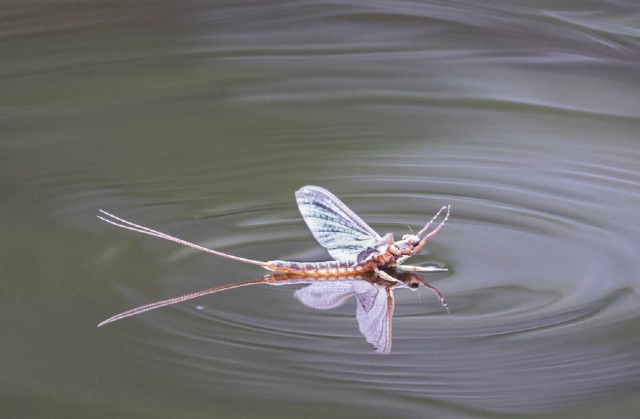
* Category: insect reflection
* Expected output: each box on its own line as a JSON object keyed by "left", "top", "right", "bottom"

{"left": 291, "top": 269, "right": 447, "bottom": 353}
{"left": 98, "top": 186, "right": 451, "bottom": 352}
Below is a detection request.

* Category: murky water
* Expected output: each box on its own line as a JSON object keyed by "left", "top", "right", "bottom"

{"left": 2, "top": 1, "right": 640, "bottom": 417}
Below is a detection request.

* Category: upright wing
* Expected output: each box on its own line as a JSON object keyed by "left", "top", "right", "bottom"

{"left": 295, "top": 186, "right": 382, "bottom": 264}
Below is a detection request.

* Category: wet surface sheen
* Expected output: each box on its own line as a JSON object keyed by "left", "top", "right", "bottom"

{"left": 2, "top": 1, "right": 640, "bottom": 418}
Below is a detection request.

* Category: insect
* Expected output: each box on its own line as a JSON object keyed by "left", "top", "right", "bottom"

{"left": 97, "top": 186, "right": 450, "bottom": 327}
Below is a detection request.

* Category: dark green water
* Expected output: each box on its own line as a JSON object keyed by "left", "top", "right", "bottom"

{"left": 2, "top": 1, "right": 640, "bottom": 417}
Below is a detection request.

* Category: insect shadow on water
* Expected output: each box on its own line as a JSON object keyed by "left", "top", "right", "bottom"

{"left": 97, "top": 186, "right": 451, "bottom": 353}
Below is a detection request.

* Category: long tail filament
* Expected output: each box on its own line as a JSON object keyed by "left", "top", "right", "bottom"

{"left": 98, "top": 210, "right": 269, "bottom": 268}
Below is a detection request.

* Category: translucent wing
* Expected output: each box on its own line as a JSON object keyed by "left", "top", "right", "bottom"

{"left": 295, "top": 186, "right": 382, "bottom": 264}
{"left": 294, "top": 279, "right": 394, "bottom": 353}
{"left": 353, "top": 281, "right": 393, "bottom": 354}
{"left": 293, "top": 281, "right": 357, "bottom": 310}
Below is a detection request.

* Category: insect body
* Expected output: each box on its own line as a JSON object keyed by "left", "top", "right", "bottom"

{"left": 97, "top": 186, "right": 450, "bottom": 326}
{"left": 291, "top": 186, "right": 449, "bottom": 273}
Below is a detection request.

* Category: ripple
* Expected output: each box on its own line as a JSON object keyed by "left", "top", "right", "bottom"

{"left": 7, "top": 1, "right": 638, "bottom": 416}
{"left": 92, "top": 152, "right": 640, "bottom": 413}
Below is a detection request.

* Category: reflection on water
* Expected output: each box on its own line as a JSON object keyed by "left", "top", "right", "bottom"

{"left": 293, "top": 270, "right": 448, "bottom": 353}
{"left": 3, "top": 0, "right": 640, "bottom": 418}
{"left": 95, "top": 184, "right": 451, "bottom": 351}
{"left": 101, "top": 269, "right": 448, "bottom": 354}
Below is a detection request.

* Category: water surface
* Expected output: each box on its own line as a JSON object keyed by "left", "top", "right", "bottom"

{"left": 2, "top": 1, "right": 640, "bottom": 417}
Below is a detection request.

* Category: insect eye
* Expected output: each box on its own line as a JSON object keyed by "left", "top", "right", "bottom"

{"left": 410, "top": 283, "right": 420, "bottom": 289}
{"left": 402, "top": 234, "right": 420, "bottom": 246}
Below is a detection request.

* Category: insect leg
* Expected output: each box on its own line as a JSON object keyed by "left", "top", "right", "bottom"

{"left": 397, "top": 264, "right": 448, "bottom": 272}
{"left": 374, "top": 266, "right": 401, "bottom": 284}
{"left": 413, "top": 205, "right": 451, "bottom": 254}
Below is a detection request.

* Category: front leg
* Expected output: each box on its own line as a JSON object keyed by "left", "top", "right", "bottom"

{"left": 397, "top": 264, "right": 448, "bottom": 273}
{"left": 374, "top": 266, "right": 401, "bottom": 284}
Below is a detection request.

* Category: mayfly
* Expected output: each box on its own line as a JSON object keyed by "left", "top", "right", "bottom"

{"left": 97, "top": 186, "right": 450, "bottom": 327}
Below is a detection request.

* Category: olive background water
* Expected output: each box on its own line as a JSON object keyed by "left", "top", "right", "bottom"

{"left": 2, "top": 1, "right": 640, "bottom": 417}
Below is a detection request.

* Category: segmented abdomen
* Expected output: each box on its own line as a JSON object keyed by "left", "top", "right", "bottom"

{"left": 266, "top": 260, "right": 372, "bottom": 276}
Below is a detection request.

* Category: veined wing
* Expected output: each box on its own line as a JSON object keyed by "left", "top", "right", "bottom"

{"left": 295, "top": 186, "right": 382, "bottom": 264}
{"left": 294, "top": 280, "right": 393, "bottom": 353}
{"left": 353, "top": 281, "right": 393, "bottom": 354}
{"left": 293, "top": 281, "right": 357, "bottom": 310}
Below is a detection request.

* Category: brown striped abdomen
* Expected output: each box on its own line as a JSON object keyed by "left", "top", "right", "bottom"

{"left": 265, "top": 260, "right": 373, "bottom": 276}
